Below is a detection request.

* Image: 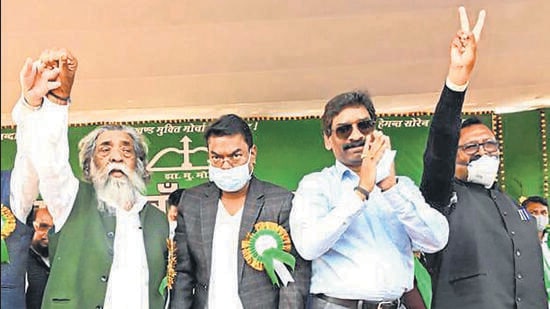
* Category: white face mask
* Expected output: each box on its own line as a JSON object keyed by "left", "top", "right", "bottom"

{"left": 208, "top": 155, "right": 252, "bottom": 192}
{"left": 534, "top": 214, "right": 549, "bottom": 232}
{"left": 376, "top": 149, "right": 396, "bottom": 183}
{"left": 466, "top": 155, "right": 499, "bottom": 188}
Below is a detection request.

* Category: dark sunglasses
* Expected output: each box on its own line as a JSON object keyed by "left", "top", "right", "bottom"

{"left": 459, "top": 140, "right": 499, "bottom": 155}
{"left": 333, "top": 119, "right": 376, "bottom": 139}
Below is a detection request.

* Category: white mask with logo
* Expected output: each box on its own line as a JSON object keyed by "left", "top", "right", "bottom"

{"left": 208, "top": 155, "right": 252, "bottom": 192}
{"left": 466, "top": 155, "right": 500, "bottom": 189}
{"left": 534, "top": 214, "right": 549, "bottom": 232}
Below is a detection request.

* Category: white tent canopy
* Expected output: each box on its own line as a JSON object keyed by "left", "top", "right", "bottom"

{"left": 2, "top": 0, "right": 549, "bottom": 126}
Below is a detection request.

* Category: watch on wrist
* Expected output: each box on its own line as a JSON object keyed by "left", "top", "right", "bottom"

{"left": 354, "top": 186, "right": 370, "bottom": 201}
{"left": 47, "top": 91, "right": 72, "bottom": 105}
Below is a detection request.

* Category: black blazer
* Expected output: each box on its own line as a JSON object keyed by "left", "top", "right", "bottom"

{"left": 26, "top": 248, "right": 51, "bottom": 309}
{"left": 171, "top": 176, "right": 311, "bottom": 309}
{"left": 420, "top": 86, "right": 546, "bottom": 309}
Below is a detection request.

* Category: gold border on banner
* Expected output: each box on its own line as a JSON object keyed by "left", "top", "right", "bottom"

{"left": 540, "top": 110, "right": 549, "bottom": 198}
{"left": 1, "top": 111, "right": 497, "bottom": 130}
{"left": 493, "top": 114, "right": 506, "bottom": 191}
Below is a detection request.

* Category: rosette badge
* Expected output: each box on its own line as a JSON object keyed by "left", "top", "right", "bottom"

{"left": 1, "top": 205, "right": 17, "bottom": 263}
{"left": 241, "top": 221, "right": 296, "bottom": 287}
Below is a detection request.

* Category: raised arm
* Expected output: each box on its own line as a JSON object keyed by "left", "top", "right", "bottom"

{"left": 11, "top": 49, "right": 79, "bottom": 230}
{"left": 420, "top": 7, "right": 485, "bottom": 209}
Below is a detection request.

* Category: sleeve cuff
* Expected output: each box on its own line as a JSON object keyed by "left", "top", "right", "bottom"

{"left": 445, "top": 77, "right": 469, "bottom": 92}
{"left": 381, "top": 177, "right": 416, "bottom": 212}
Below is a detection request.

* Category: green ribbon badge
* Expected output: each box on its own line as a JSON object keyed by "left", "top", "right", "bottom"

{"left": 1, "top": 205, "right": 17, "bottom": 263}
{"left": 242, "top": 221, "right": 296, "bottom": 287}
{"left": 158, "top": 276, "right": 168, "bottom": 296}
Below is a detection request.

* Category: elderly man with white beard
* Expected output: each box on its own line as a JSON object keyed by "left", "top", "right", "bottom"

{"left": 10, "top": 48, "right": 169, "bottom": 309}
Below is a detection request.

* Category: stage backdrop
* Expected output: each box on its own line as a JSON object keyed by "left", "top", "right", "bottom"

{"left": 1, "top": 109, "right": 548, "bottom": 210}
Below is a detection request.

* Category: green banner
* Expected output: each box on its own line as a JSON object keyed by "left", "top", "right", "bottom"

{"left": 3, "top": 110, "right": 547, "bottom": 210}
{"left": 502, "top": 110, "right": 545, "bottom": 199}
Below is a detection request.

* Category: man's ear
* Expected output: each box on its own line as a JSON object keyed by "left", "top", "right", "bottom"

{"left": 250, "top": 144, "right": 258, "bottom": 164}
{"left": 323, "top": 134, "right": 332, "bottom": 151}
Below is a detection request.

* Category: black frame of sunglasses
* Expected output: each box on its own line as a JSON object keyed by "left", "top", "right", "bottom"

{"left": 333, "top": 119, "right": 376, "bottom": 139}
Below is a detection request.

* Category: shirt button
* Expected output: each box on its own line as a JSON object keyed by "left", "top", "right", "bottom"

{"left": 107, "top": 232, "right": 114, "bottom": 238}
{"left": 517, "top": 273, "right": 523, "bottom": 279}
{"left": 503, "top": 211, "right": 508, "bottom": 216}
{"left": 517, "top": 297, "right": 522, "bottom": 302}
{"left": 100, "top": 275, "right": 108, "bottom": 282}
{"left": 510, "top": 231, "right": 516, "bottom": 236}
{"left": 516, "top": 250, "right": 521, "bottom": 256}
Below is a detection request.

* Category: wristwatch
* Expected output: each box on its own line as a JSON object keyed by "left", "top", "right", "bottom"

{"left": 46, "top": 91, "right": 71, "bottom": 105}
{"left": 354, "top": 186, "right": 370, "bottom": 201}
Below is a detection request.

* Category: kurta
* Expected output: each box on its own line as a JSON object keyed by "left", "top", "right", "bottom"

{"left": 43, "top": 182, "right": 169, "bottom": 309}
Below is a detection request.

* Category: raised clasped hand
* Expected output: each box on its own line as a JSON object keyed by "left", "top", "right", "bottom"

{"left": 19, "top": 48, "right": 78, "bottom": 107}
{"left": 358, "top": 130, "right": 391, "bottom": 192}
{"left": 40, "top": 48, "right": 78, "bottom": 101}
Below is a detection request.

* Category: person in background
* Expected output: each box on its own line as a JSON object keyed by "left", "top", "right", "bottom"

{"left": 26, "top": 207, "right": 53, "bottom": 309}
{"left": 522, "top": 196, "right": 549, "bottom": 241}
{"left": 522, "top": 195, "right": 550, "bottom": 307}
{"left": 10, "top": 48, "right": 169, "bottom": 308}
{"left": 171, "top": 114, "right": 311, "bottom": 308}
{"left": 1, "top": 170, "right": 33, "bottom": 309}
{"left": 420, "top": 7, "right": 547, "bottom": 309}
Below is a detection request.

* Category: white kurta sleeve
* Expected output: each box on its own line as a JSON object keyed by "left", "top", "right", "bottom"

{"left": 11, "top": 97, "right": 79, "bottom": 231}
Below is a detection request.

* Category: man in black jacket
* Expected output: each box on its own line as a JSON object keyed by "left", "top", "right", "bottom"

{"left": 26, "top": 207, "right": 53, "bottom": 309}
{"left": 420, "top": 6, "right": 546, "bottom": 309}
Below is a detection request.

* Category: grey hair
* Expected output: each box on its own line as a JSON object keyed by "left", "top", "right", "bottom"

{"left": 78, "top": 125, "right": 150, "bottom": 183}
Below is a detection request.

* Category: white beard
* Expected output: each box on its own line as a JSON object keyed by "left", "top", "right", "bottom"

{"left": 91, "top": 162, "right": 146, "bottom": 215}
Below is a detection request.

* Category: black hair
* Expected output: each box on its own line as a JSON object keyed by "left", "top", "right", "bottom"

{"left": 461, "top": 116, "right": 485, "bottom": 129}
{"left": 522, "top": 196, "right": 549, "bottom": 208}
{"left": 204, "top": 114, "right": 254, "bottom": 149}
{"left": 168, "top": 188, "right": 185, "bottom": 207}
{"left": 321, "top": 90, "right": 376, "bottom": 136}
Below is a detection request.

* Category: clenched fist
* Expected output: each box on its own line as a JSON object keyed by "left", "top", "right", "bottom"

{"left": 39, "top": 48, "right": 78, "bottom": 101}
{"left": 20, "top": 48, "right": 78, "bottom": 108}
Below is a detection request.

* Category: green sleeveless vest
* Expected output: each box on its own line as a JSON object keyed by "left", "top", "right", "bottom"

{"left": 43, "top": 182, "right": 169, "bottom": 308}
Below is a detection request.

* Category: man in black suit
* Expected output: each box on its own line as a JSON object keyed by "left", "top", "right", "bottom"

{"left": 26, "top": 207, "right": 53, "bottom": 309}
{"left": 171, "top": 114, "right": 310, "bottom": 309}
{"left": 421, "top": 7, "right": 546, "bottom": 309}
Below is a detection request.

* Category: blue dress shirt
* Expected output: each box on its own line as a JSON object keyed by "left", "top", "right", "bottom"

{"left": 289, "top": 160, "right": 448, "bottom": 301}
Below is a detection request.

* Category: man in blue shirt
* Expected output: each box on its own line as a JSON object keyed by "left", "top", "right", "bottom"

{"left": 289, "top": 68, "right": 449, "bottom": 309}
